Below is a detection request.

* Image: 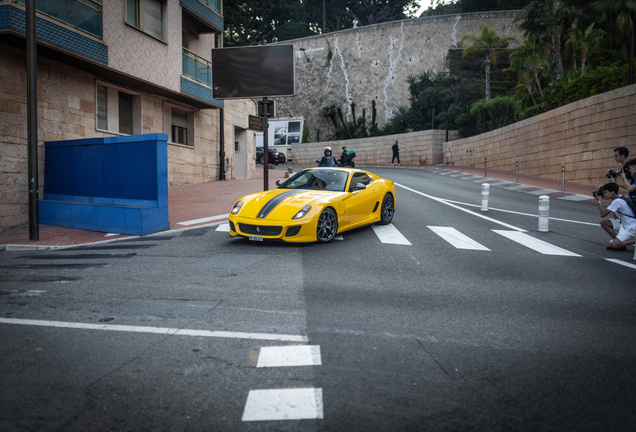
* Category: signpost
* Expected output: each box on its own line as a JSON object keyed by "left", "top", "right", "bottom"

{"left": 212, "top": 45, "right": 294, "bottom": 191}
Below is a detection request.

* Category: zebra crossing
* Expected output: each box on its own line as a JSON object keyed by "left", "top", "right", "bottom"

{"left": 242, "top": 345, "right": 323, "bottom": 422}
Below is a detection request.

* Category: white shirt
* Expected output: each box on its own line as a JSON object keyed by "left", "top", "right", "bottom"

{"left": 607, "top": 196, "right": 636, "bottom": 229}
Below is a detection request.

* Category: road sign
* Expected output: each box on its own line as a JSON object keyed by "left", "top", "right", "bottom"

{"left": 248, "top": 115, "right": 264, "bottom": 132}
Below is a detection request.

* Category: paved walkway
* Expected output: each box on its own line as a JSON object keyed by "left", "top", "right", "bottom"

{"left": 0, "top": 164, "right": 602, "bottom": 251}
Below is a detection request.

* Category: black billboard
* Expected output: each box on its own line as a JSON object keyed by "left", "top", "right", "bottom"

{"left": 211, "top": 45, "right": 295, "bottom": 99}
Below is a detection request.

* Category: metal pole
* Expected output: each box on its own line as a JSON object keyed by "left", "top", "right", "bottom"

{"left": 484, "top": 156, "right": 487, "bottom": 177}
{"left": 561, "top": 162, "right": 565, "bottom": 192}
{"left": 27, "top": 0, "right": 39, "bottom": 242}
{"left": 460, "top": 155, "right": 463, "bottom": 172}
{"left": 481, "top": 183, "right": 490, "bottom": 212}
{"left": 483, "top": 106, "right": 487, "bottom": 133}
{"left": 219, "top": 109, "right": 225, "bottom": 180}
{"left": 431, "top": 107, "right": 435, "bottom": 130}
{"left": 631, "top": 38, "right": 634, "bottom": 86}
{"left": 538, "top": 196, "right": 550, "bottom": 232}
{"left": 445, "top": 119, "right": 448, "bottom": 142}
{"left": 515, "top": 158, "right": 519, "bottom": 183}
{"left": 263, "top": 97, "right": 269, "bottom": 191}
{"left": 316, "top": 129, "right": 320, "bottom": 142}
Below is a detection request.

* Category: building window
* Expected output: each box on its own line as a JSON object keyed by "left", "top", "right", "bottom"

{"left": 16, "top": 0, "right": 104, "bottom": 38}
{"left": 164, "top": 103, "right": 194, "bottom": 147}
{"left": 96, "top": 83, "right": 141, "bottom": 135}
{"left": 126, "top": 0, "right": 166, "bottom": 41}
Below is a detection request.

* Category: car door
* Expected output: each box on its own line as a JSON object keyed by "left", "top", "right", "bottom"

{"left": 343, "top": 172, "right": 378, "bottom": 227}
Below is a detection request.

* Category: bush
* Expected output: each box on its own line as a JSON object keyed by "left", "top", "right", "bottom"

{"left": 544, "top": 64, "right": 628, "bottom": 109}
{"left": 456, "top": 96, "right": 520, "bottom": 138}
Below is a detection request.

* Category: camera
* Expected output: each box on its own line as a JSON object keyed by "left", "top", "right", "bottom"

{"left": 606, "top": 169, "right": 617, "bottom": 179}
{"left": 592, "top": 187, "right": 605, "bottom": 198}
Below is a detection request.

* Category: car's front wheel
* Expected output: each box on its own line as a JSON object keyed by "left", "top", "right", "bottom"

{"left": 316, "top": 208, "right": 338, "bottom": 243}
{"left": 377, "top": 193, "right": 394, "bottom": 225}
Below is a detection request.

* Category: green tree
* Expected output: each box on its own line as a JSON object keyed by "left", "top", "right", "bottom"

{"left": 566, "top": 23, "right": 606, "bottom": 74}
{"left": 223, "top": 0, "right": 303, "bottom": 46}
{"left": 460, "top": 24, "right": 518, "bottom": 100}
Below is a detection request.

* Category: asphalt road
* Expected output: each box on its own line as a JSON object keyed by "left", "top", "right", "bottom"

{"left": 1, "top": 167, "right": 635, "bottom": 432}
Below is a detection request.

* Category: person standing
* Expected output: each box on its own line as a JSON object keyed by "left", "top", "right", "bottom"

{"left": 352, "top": 17, "right": 359, "bottom": 28}
{"left": 391, "top": 140, "right": 400, "bottom": 166}
{"left": 611, "top": 147, "right": 634, "bottom": 192}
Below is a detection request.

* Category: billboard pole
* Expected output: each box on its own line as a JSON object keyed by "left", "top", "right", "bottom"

{"left": 263, "top": 97, "right": 269, "bottom": 191}
{"left": 27, "top": 0, "right": 39, "bottom": 242}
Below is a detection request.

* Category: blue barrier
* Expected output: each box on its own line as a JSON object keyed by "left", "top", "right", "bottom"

{"left": 39, "top": 134, "right": 170, "bottom": 236}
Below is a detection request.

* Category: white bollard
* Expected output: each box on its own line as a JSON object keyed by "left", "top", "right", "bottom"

{"left": 633, "top": 245, "right": 636, "bottom": 261}
{"left": 538, "top": 195, "right": 550, "bottom": 232}
{"left": 481, "top": 183, "right": 490, "bottom": 212}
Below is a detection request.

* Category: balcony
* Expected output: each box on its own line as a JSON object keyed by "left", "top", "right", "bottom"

{"left": 15, "top": 0, "right": 103, "bottom": 38}
{"left": 180, "top": 0, "right": 223, "bottom": 33}
{"left": 182, "top": 48, "right": 211, "bottom": 85}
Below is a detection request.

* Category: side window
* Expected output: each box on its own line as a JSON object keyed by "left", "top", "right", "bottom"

{"left": 96, "top": 83, "right": 141, "bottom": 135}
{"left": 164, "top": 103, "right": 195, "bottom": 147}
{"left": 349, "top": 173, "right": 370, "bottom": 191}
{"left": 126, "top": 0, "right": 167, "bottom": 42}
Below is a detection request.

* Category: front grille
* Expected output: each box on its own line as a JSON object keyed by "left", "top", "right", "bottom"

{"left": 238, "top": 223, "right": 282, "bottom": 236}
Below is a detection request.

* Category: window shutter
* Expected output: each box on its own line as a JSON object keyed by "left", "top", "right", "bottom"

{"left": 118, "top": 92, "right": 133, "bottom": 135}
{"left": 97, "top": 85, "right": 107, "bottom": 130}
{"left": 172, "top": 108, "right": 188, "bottom": 128}
{"left": 143, "top": 0, "right": 163, "bottom": 40}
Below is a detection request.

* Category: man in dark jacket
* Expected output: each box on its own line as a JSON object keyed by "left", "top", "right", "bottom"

{"left": 392, "top": 140, "right": 400, "bottom": 166}
{"left": 319, "top": 147, "right": 338, "bottom": 167}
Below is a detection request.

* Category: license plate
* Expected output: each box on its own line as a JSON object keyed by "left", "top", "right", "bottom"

{"left": 248, "top": 236, "right": 263, "bottom": 242}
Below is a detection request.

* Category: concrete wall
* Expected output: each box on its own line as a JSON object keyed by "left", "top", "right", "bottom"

{"left": 0, "top": 43, "right": 255, "bottom": 232}
{"left": 443, "top": 84, "right": 636, "bottom": 187}
{"left": 292, "top": 130, "right": 457, "bottom": 166}
{"left": 276, "top": 10, "right": 522, "bottom": 142}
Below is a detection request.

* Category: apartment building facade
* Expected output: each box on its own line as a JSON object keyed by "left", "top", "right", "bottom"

{"left": 0, "top": 0, "right": 257, "bottom": 231}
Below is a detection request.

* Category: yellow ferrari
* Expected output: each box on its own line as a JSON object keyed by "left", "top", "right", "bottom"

{"left": 228, "top": 168, "right": 396, "bottom": 243}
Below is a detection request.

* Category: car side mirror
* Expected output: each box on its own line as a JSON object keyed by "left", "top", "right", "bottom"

{"left": 352, "top": 183, "right": 366, "bottom": 191}
{"left": 275, "top": 180, "right": 282, "bottom": 187}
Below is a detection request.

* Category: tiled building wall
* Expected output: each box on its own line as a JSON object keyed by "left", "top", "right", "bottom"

{"left": 443, "top": 84, "right": 636, "bottom": 186}
{"left": 0, "top": 43, "right": 251, "bottom": 232}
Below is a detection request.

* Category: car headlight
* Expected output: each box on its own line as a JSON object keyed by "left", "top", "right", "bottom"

{"left": 292, "top": 205, "right": 311, "bottom": 220}
{"left": 231, "top": 200, "right": 243, "bottom": 215}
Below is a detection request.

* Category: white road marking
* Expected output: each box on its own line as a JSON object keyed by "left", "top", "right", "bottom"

{"left": 104, "top": 233, "right": 120, "bottom": 237}
{"left": 334, "top": 235, "right": 344, "bottom": 240}
{"left": 492, "top": 230, "right": 581, "bottom": 256}
{"left": 428, "top": 226, "right": 490, "bottom": 250}
{"left": 0, "top": 318, "right": 308, "bottom": 342}
{"left": 439, "top": 199, "right": 599, "bottom": 226}
{"left": 396, "top": 183, "right": 527, "bottom": 232}
{"left": 216, "top": 223, "right": 230, "bottom": 232}
{"left": 257, "top": 345, "right": 321, "bottom": 368}
{"left": 242, "top": 388, "right": 324, "bottom": 421}
{"left": 178, "top": 214, "right": 229, "bottom": 226}
{"left": 605, "top": 258, "right": 636, "bottom": 270}
{"left": 371, "top": 223, "right": 412, "bottom": 245}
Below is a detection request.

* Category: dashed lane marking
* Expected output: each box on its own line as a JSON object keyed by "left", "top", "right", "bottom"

{"left": 428, "top": 226, "right": 490, "bottom": 250}
{"left": 492, "top": 230, "right": 581, "bottom": 256}
{"left": 242, "top": 388, "right": 324, "bottom": 421}
{"left": 605, "top": 258, "right": 636, "bottom": 270}
{"left": 371, "top": 223, "right": 412, "bottom": 245}
{"left": 0, "top": 318, "right": 308, "bottom": 342}
{"left": 257, "top": 345, "right": 321, "bottom": 368}
{"left": 216, "top": 223, "right": 230, "bottom": 232}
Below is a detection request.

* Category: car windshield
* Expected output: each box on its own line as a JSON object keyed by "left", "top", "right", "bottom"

{"left": 278, "top": 169, "right": 349, "bottom": 192}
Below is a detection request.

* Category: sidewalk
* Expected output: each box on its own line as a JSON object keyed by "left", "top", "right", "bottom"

{"left": 0, "top": 164, "right": 600, "bottom": 251}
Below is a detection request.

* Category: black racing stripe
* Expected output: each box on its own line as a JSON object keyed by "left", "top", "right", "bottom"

{"left": 257, "top": 190, "right": 305, "bottom": 219}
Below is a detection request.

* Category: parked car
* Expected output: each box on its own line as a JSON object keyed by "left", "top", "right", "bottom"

{"left": 256, "top": 147, "right": 286, "bottom": 164}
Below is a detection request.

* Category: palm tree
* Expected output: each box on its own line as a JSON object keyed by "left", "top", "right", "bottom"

{"left": 591, "top": 0, "right": 636, "bottom": 83}
{"left": 509, "top": 39, "right": 548, "bottom": 99}
{"left": 461, "top": 24, "right": 518, "bottom": 100}
{"left": 566, "top": 23, "right": 606, "bottom": 74}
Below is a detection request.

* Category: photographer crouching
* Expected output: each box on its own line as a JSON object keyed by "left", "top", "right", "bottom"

{"left": 595, "top": 182, "right": 636, "bottom": 251}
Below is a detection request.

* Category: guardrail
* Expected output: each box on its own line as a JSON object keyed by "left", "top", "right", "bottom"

{"left": 182, "top": 48, "right": 211, "bottom": 86}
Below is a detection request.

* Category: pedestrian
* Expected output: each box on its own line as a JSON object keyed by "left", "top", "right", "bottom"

{"left": 610, "top": 147, "right": 635, "bottom": 192}
{"left": 272, "top": 36, "right": 278, "bottom": 43}
{"left": 391, "top": 140, "right": 400, "bottom": 166}
{"left": 352, "top": 16, "right": 359, "bottom": 28}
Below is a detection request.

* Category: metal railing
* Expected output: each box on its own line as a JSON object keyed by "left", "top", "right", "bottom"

{"left": 15, "top": 0, "right": 103, "bottom": 38}
{"left": 182, "top": 48, "right": 211, "bottom": 86}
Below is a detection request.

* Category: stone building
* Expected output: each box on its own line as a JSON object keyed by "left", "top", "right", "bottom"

{"left": 0, "top": 0, "right": 257, "bottom": 232}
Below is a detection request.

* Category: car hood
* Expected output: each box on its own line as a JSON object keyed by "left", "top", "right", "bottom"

{"left": 239, "top": 189, "right": 344, "bottom": 221}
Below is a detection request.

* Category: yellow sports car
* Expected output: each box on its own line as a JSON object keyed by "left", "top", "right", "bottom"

{"left": 228, "top": 167, "right": 396, "bottom": 243}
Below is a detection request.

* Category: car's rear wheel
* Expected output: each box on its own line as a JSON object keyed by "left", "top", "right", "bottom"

{"left": 258, "top": 156, "right": 264, "bottom": 164}
{"left": 316, "top": 208, "right": 338, "bottom": 243}
{"left": 378, "top": 193, "right": 394, "bottom": 225}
